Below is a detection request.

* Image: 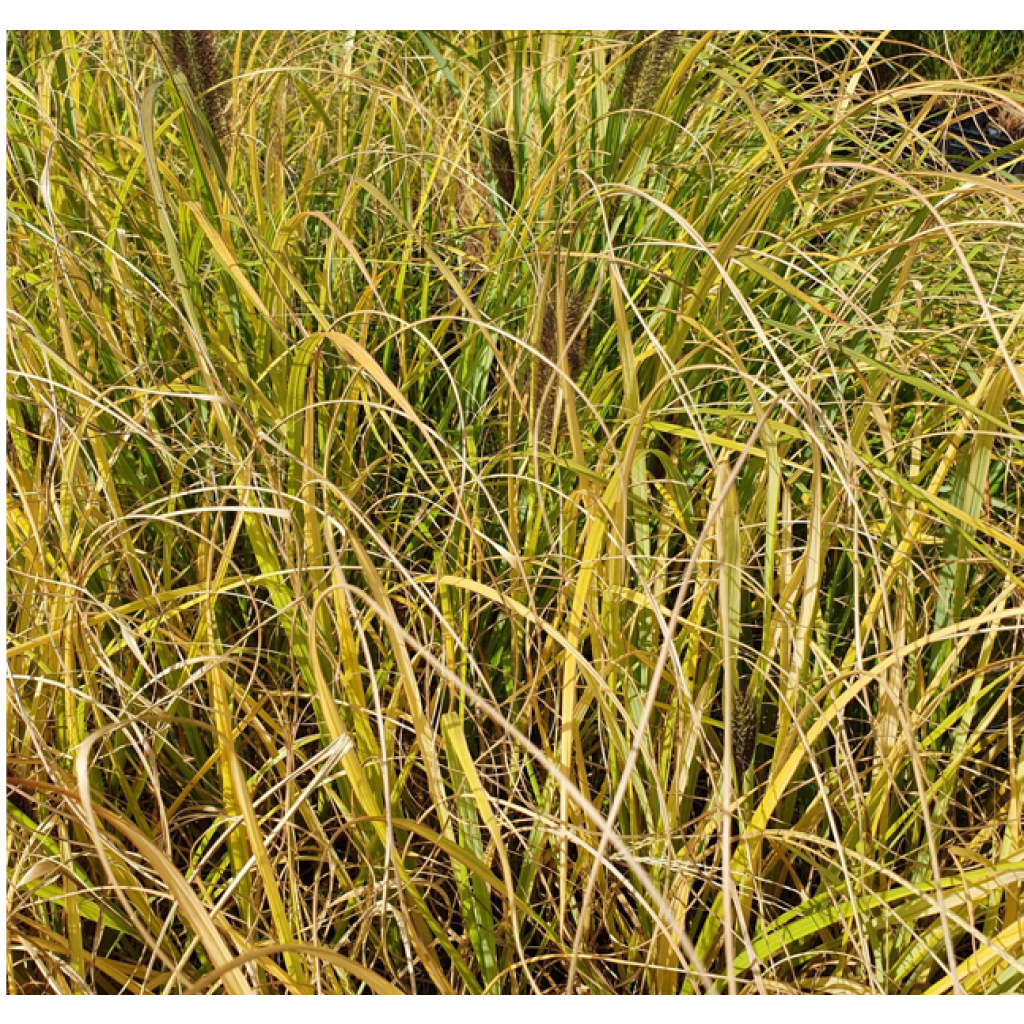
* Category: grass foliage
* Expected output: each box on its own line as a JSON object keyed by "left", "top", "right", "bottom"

{"left": 6, "top": 29, "right": 1024, "bottom": 994}
{"left": 887, "top": 31, "right": 1024, "bottom": 82}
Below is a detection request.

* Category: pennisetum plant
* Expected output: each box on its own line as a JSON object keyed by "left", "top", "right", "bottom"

{"left": 8, "top": 29, "right": 1024, "bottom": 996}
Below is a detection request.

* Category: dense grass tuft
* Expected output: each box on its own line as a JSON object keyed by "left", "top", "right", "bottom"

{"left": 6, "top": 29, "right": 1024, "bottom": 994}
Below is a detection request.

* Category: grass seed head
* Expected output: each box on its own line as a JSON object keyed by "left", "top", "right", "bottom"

{"left": 732, "top": 687, "right": 757, "bottom": 780}
{"left": 617, "top": 32, "right": 652, "bottom": 110}
{"left": 540, "top": 290, "right": 591, "bottom": 381}
{"left": 168, "top": 30, "right": 229, "bottom": 141}
{"left": 618, "top": 31, "right": 682, "bottom": 111}
{"left": 532, "top": 290, "right": 592, "bottom": 440}
{"left": 489, "top": 127, "right": 517, "bottom": 210}
{"left": 635, "top": 31, "right": 682, "bottom": 109}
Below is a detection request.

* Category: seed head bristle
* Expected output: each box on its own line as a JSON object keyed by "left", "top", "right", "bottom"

{"left": 532, "top": 291, "right": 591, "bottom": 442}
{"left": 167, "top": 30, "right": 229, "bottom": 141}
{"left": 489, "top": 127, "right": 517, "bottom": 209}
{"left": 635, "top": 31, "right": 682, "bottom": 110}
{"left": 192, "top": 31, "right": 228, "bottom": 139}
{"left": 731, "top": 687, "right": 757, "bottom": 780}
{"left": 616, "top": 31, "right": 653, "bottom": 111}
{"left": 168, "top": 31, "right": 195, "bottom": 86}
{"left": 540, "top": 291, "right": 590, "bottom": 380}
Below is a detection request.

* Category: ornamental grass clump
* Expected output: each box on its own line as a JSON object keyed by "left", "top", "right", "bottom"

{"left": 7, "top": 29, "right": 1024, "bottom": 996}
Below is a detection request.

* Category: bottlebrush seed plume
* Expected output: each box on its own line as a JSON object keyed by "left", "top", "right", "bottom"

{"left": 635, "top": 31, "right": 682, "bottom": 110}
{"left": 617, "top": 31, "right": 652, "bottom": 111}
{"left": 732, "top": 687, "right": 757, "bottom": 780}
{"left": 489, "top": 127, "right": 517, "bottom": 210}
{"left": 167, "top": 30, "right": 229, "bottom": 141}
{"left": 532, "top": 291, "right": 591, "bottom": 441}
{"left": 617, "top": 31, "right": 682, "bottom": 111}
